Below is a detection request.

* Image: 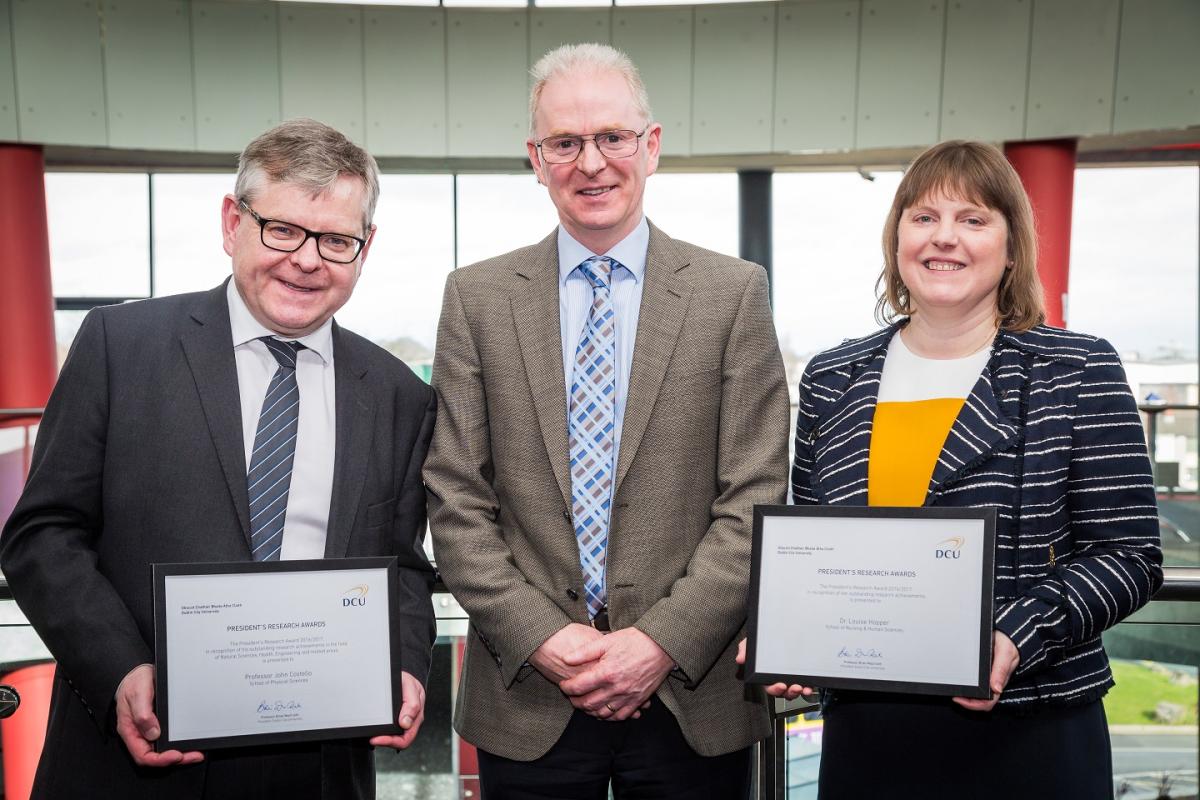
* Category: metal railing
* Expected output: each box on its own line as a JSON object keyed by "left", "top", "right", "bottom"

{"left": 0, "top": 409, "right": 44, "bottom": 420}
{"left": 1139, "top": 403, "right": 1199, "bottom": 493}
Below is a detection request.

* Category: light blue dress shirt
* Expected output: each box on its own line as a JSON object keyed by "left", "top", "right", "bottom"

{"left": 558, "top": 217, "right": 648, "bottom": 473}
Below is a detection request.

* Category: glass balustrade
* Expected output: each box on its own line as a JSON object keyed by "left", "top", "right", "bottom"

{"left": 2, "top": 394, "right": 1198, "bottom": 799}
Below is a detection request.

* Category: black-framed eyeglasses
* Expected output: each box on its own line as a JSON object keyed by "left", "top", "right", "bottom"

{"left": 239, "top": 200, "right": 367, "bottom": 264}
{"left": 534, "top": 128, "right": 647, "bottom": 165}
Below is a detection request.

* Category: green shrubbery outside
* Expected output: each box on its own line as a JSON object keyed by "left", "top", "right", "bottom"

{"left": 1104, "top": 659, "right": 1198, "bottom": 726}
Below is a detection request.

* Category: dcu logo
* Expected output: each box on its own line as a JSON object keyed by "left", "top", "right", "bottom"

{"left": 342, "top": 585, "right": 369, "bottom": 607}
{"left": 935, "top": 537, "right": 964, "bottom": 560}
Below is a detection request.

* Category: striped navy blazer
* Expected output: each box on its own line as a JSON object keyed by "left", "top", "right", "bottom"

{"left": 792, "top": 323, "right": 1163, "bottom": 707}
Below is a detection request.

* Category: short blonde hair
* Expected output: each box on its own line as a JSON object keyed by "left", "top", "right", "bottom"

{"left": 528, "top": 43, "right": 653, "bottom": 137}
{"left": 877, "top": 139, "right": 1045, "bottom": 332}
{"left": 235, "top": 118, "right": 380, "bottom": 233}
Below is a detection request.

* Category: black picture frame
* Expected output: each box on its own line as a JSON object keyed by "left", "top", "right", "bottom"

{"left": 153, "top": 557, "right": 401, "bottom": 751}
{"left": 746, "top": 505, "right": 996, "bottom": 699}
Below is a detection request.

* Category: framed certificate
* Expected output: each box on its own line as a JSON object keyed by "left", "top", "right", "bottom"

{"left": 746, "top": 506, "right": 996, "bottom": 699}
{"left": 153, "top": 557, "right": 401, "bottom": 751}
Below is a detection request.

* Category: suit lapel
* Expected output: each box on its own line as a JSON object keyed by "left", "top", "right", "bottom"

{"left": 325, "top": 324, "right": 377, "bottom": 558}
{"left": 925, "top": 344, "right": 1020, "bottom": 499}
{"left": 511, "top": 225, "right": 693, "bottom": 503}
{"left": 613, "top": 225, "right": 690, "bottom": 493}
{"left": 180, "top": 283, "right": 253, "bottom": 546}
{"left": 811, "top": 348, "right": 885, "bottom": 506}
{"left": 511, "top": 232, "right": 573, "bottom": 510}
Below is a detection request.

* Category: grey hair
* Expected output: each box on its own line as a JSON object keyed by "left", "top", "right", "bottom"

{"left": 528, "top": 43, "right": 653, "bottom": 137}
{"left": 234, "top": 118, "right": 380, "bottom": 232}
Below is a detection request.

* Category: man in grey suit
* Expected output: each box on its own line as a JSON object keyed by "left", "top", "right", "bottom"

{"left": 1, "top": 119, "right": 436, "bottom": 800}
{"left": 424, "top": 44, "right": 789, "bottom": 798}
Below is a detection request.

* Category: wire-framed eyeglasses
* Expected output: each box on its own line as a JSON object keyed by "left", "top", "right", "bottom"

{"left": 534, "top": 128, "right": 648, "bottom": 165}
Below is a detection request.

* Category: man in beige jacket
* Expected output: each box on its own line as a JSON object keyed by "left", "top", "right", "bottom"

{"left": 424, "top": 43, "right": 789, "bottom": 798}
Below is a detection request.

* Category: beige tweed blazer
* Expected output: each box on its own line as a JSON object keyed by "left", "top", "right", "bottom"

{"left": 424, "top": 222, "right": 789, "bottom": 761}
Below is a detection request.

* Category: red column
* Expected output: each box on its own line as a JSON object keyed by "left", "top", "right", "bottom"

{"left": 0, "top": 145, "right": 56, "bottom": 419}
{"left": 0, "top": 663, "right": 54, "bottom": 800}
{"left": 454, "top": 636, "right": 480, "bottom": 798}
{"left": 1003, "top": 139, "right": 1077, "bottom": 329}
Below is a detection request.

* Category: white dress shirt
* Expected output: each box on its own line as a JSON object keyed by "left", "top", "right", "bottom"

{"left": 226, "top": 280, "right": 335, "bottom": 560}
{"left": 558, "top": 217, "right": 649, "bottom": 471}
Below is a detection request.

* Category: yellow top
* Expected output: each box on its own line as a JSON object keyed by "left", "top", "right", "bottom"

{"left": 868, "top": 398, "right": 964, "bottom": 507}
{"left": 866, "top": 333, "right": 991, "bottom": 507}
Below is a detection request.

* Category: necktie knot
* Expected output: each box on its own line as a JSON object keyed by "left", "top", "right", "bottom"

{"left": 260, "top": 337, "right": 304, "bottom": 370}
{"left": 579, "top": 256, "right": 613, "bottom": 290}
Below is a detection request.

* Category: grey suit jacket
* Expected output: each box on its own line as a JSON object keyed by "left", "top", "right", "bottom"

{"left": 424, "top": 223, "right": 789, "bottom": 760}
{"left": 1, "top": 282, "right": 437, "bottom": 800}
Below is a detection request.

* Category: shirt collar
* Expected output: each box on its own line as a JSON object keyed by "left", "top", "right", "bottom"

{"left": 225, "top": 278, "right": 334, "bottom": 365}
{"left": 557, "top": 217, "right": 649, "bottom": 286}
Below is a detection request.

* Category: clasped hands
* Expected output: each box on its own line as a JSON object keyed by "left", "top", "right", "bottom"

{"left": 115, "top": 664, "right": 427, "bottom": 767}
{"left": 530, "top": 623, "right": 674, "bottom": 722}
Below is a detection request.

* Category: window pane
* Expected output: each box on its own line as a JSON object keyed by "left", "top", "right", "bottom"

{"left": 152, "top": 173, "right": 237, "bottom": 298}
{"left": 455, "top": 172, "right": 739, "bottom": 268}
{"left": 53, "top": 309, "right": 90, "bottom": 372}
{"left": 152, "top": 174, "right": 454, "bottom": 379}
{"left": 1103, "top": 618, "right": 1200, "bottom": 799}
{"left": 1070, "top": 166, "right": 1200, "bottom": 564}
{"left": 644, "top": 173, "right": 738, "bottom": 257}
{"left": 1069, "top": 166, "right": 1198, "bottom": 366}
{"left": 46, "top": 173, "right": 150, "bottom": 298}
{"left": 0, "top": 425, "right": 37, "bottom": 538}
{"left": 772, "top": 171, "right": 903, "bottom": 392}
{"left": 336, "top": 174, "right": 455, "bottom": 376}
{"left": 455, "top": 174, "right": 558, "bottom": 267}
{"left": 0, "top": 603, "right": 52, "bottom": 665}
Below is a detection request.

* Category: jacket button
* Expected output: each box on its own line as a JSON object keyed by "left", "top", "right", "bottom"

{"left": 566, "top": 588, "right": 579, "bottom": 601}
{"left": 562, "top": 508, "right": 571, "bottom": 521}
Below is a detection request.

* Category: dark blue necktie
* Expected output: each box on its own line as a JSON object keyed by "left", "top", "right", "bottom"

{"left": 247, "top": 337, "right": 303, "bottom": 562}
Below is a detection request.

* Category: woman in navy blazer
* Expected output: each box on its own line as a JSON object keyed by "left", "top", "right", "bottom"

{"left": 743, "top": 141, "right": 1162, "bottom": 798}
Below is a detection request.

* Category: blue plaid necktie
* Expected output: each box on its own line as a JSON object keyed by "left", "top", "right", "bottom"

{"left": 247, "top": 337, "right": 304, "bottom": 562}
{"left": 569, "top": 256, "right": 617, "bottom": 619}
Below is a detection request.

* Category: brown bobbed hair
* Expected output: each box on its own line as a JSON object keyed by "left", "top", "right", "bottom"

{"left": 876, "top": 139, "right": 1046, "bottom": 332}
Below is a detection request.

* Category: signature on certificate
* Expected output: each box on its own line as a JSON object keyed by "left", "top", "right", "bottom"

{"left": 257, "top": 700, "right": 303, "bottom": 714}
{"left": 838, "top": 647, "right": 883, "bottom": 659}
